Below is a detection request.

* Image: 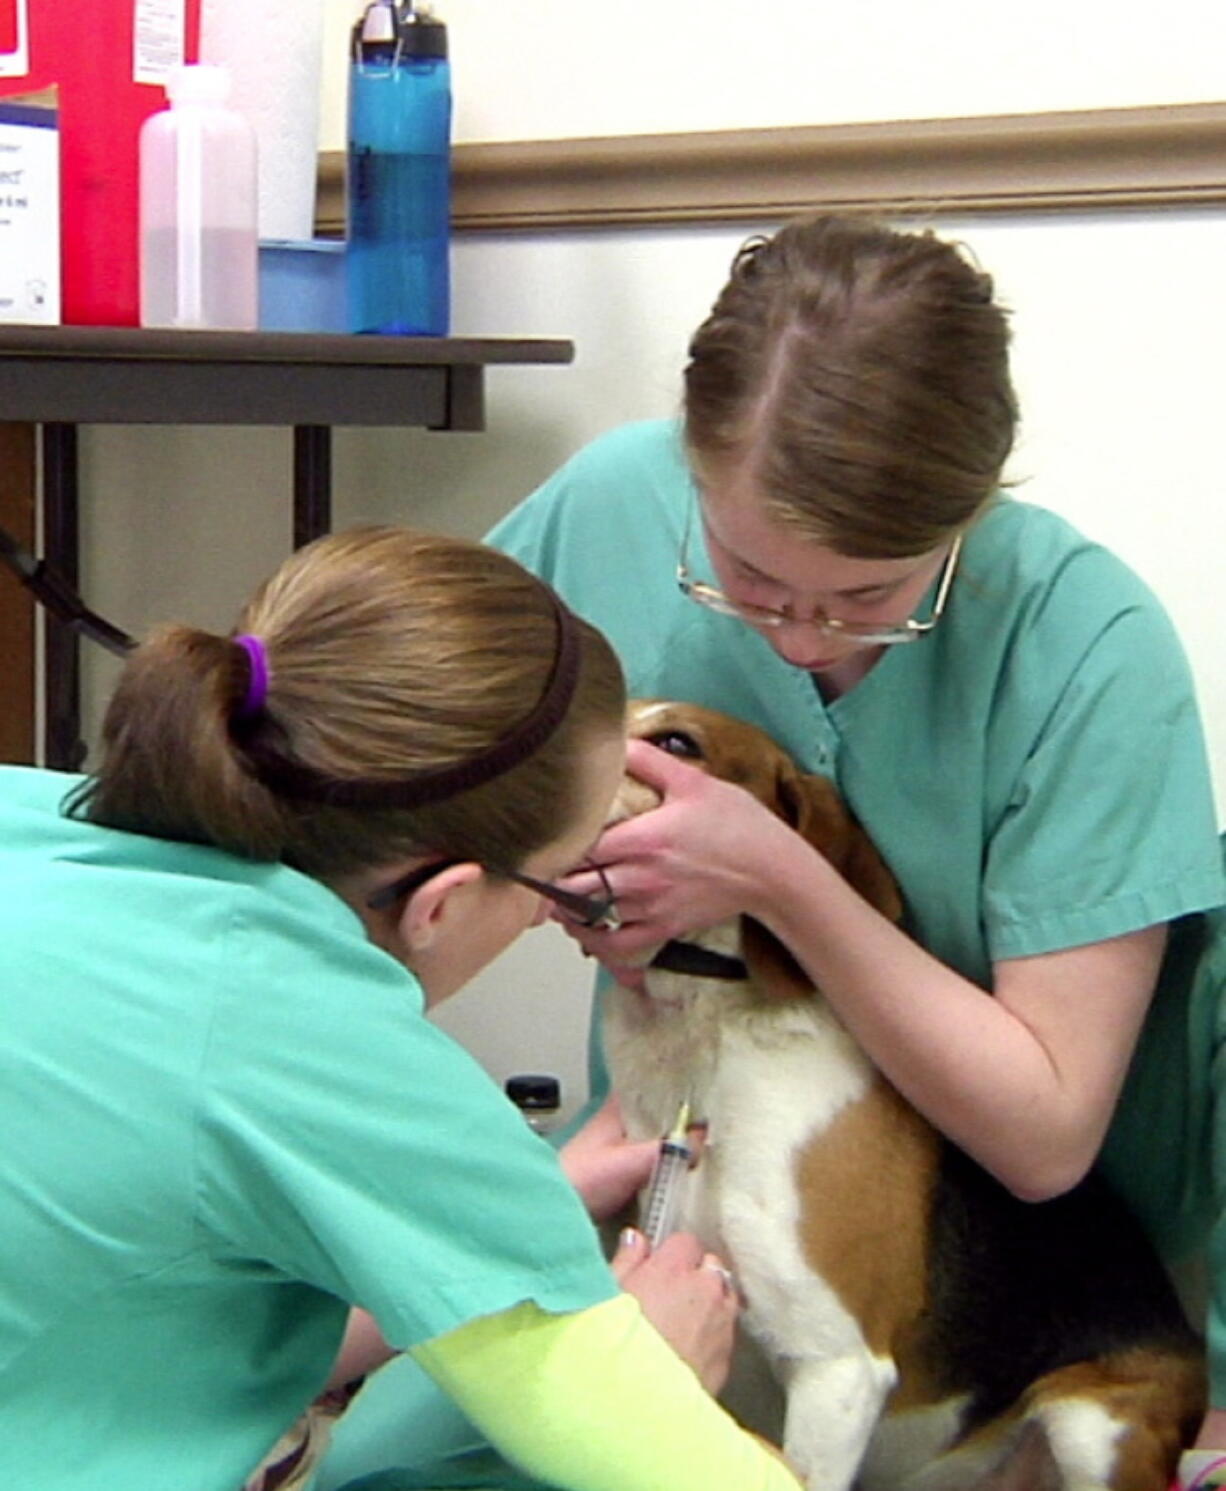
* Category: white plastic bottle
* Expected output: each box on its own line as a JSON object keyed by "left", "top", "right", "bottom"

{"left": 139, "top": 64, "right": 258, "bottom": 330}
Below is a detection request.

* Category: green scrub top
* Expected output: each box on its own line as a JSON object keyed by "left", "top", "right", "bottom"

{"left": 489, "top": 417, "right": 1226, "bottom": 1263}
{"left": 0, "top": 767, "right": 618, "bottom": 1490}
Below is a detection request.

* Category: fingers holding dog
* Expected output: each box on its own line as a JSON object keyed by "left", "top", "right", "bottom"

{"left": 559, "top": 1096, "right": 660, "bottom": 1222}
{"left": 611, "top": 1230, "right": 741, "bottom": 1397}
{"left": 556, "top": 739, "right": 799, "bottom": 955}
{"left": 703, "top": 1257, "right": 739, "bottom": 1299}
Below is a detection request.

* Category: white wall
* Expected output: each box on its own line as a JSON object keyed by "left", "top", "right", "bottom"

{"left": 77, "top": 0, "right": 1226, "bottom": 1120}
{"left": 318, "top": 0, "right": 1224, "bottom": 146}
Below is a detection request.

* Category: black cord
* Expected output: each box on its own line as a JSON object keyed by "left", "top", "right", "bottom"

{"left": 0, "top": 523, "right": 135, "bottom": 659}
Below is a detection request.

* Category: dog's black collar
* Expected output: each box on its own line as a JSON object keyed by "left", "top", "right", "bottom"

{"left": 650, "top": 940, "right": 748, "bottom": 981}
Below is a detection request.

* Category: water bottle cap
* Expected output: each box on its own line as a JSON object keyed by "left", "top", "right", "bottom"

{"left": 505, "top": 1074, "right": 561, "bottom": 1112}
{"left": 355, "top": 0, "right": 397, "bottom": 47}
{"left": 400, "top": 3, "right": 448, "bottom": 60}
{"left": 353, "top": 1, "right": 446, "bottom": 61}
{"left": 166, "top": 64, "right": 232, "bottom": 107}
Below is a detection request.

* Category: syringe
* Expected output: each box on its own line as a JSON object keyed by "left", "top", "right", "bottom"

{"left": 641, "top": 1100, "right": 693, "bottom": 1248}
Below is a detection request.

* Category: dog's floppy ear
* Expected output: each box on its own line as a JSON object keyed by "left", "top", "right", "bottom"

{"left": 775, "top": 765, "right": 903, "bottom": 923}
{"left": 741, "top": 762, "right": 905, "bottom": 1002}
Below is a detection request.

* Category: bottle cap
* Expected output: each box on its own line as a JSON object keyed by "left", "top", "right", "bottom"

{"left": 353, "top": 1, "right": 446, "bottom": 63}
{"left": 505, "top": 1074, "right": 561, "bottom": 1113}
{"left": 400, "top": 2, "right": 448, "bottom": 60}
{"left": 354, "top": 0, "right": 396, "bottom": 52}
{"left": 166, "top": 63, "right": 232, "bottom": 107}
{"left": 357, "top": 0, "right": 396, "bottom": 43}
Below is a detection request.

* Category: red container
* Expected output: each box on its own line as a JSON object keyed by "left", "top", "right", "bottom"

{"left": 0, "top": 0, "right": 201, "bottom": 325}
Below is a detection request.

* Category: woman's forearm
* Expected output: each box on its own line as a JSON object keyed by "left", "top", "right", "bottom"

{"left": 412, "top": 1296, "right": 802, "bottom": 1491}
{"left": 748, "top": 830, "right": 1164, "bottom": 1199}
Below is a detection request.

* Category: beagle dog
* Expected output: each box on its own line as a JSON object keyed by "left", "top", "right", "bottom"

{"left": 604, "top": 699, "right": 1205, "bottom": 1491}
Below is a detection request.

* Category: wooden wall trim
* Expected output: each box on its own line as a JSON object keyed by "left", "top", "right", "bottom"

{"left": 0, "top": 423, "right": 36, "bottom": 765}
{"left": 317, "top": 101, "right": 1226, "bottom": 234}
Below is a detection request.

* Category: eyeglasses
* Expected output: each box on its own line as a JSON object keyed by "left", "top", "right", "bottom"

{"left": 676, "top": 503, "right": 962, "bottom": 647}
{"left": 366, "top": 856, "right": 620, "bottom": 930}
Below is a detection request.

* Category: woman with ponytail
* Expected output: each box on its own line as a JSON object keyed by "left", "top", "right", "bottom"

{"left": 0, "top": 526, "right": 802, "bottom": 1491}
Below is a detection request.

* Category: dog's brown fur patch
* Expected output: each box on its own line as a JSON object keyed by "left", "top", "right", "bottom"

{"left": 794, "top": 1081, "right": 937, "bottom": 1369}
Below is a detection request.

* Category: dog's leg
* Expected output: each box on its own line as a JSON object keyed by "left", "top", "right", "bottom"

{"left": 1017, "top": 1350, "right": 1201, "bottom": 1491}
{"left": 890, "top": 1350, "right": 1201, "bottom": 1491}
{"left": 877, "top": 1418, "right": 1059, "bottom": 1491}
{"left": 970, "top": 1423, "right": 1063, "bottom": 1491}
{"left": 780, "top": 1350, "right": 897, "bottom": 1491}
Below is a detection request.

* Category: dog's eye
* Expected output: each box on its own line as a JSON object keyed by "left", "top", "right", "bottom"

{"left": 644, "top": 730, "right": 704, "bottom": 761}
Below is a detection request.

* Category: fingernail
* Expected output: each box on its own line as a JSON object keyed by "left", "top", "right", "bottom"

{"left": 619, "top": 1227, "right": 643, "bottom": 1250}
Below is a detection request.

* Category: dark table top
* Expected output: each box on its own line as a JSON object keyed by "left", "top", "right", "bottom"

{"left": 0, "top": 325, "right": 575, "bottom": 427}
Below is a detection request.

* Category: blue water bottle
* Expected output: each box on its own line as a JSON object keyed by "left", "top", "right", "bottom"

{"left": 346, "top": 0, "right": 451, "bottom": 336}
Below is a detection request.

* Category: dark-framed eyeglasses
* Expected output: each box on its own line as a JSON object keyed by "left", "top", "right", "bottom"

{"left": 366, "top": 856, "right": 620, "bottom": 930}
{"left": 675, "top": 500, "right": 962, "bottom": 647}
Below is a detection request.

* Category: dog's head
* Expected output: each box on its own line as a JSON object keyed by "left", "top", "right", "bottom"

{"left": 615, "top": 699, "right": 902, "bottom": 997}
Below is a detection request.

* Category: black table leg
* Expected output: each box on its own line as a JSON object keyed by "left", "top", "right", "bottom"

{"left": 293, "top": 426, "right": 332, "bottom": 549}
{"left": 41, "top": 422, "right": 85, "bottom": 772}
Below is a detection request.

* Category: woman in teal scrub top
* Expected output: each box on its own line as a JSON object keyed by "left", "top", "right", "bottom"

{"left": 488, "top": 216, "right": 1226, "bottom": 1488}
{"left": 0, "top": 525, "right": 803, "bottom": 1491}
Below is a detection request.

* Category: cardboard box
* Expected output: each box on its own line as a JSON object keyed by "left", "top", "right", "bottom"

{"left": 0, "top": 89, "right": 58, "bottom": 324}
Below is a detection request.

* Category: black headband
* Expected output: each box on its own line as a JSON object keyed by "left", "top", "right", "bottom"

{"left": 246, "top": 588, "right": 582, "bottom": 810}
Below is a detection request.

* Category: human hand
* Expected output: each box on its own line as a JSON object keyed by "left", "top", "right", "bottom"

{"left": 559, "top": 1095, "right": 659, "bottom": 1221}
{"left": 555, "top": 739, "right": 796, "bottom": 964}
{"left": 610, "top": 1227, "right": 740, "bottom": 1396}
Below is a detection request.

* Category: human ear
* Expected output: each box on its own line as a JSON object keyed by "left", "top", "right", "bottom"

{"left": 396, "top": 862, "right": 484, "bottom": 952}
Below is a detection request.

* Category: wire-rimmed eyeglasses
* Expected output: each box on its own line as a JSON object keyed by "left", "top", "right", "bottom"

{"left": 676, "top": 502, "right": 962, "bottom": 647}
{"left": 367, "top": 856, "right": 620, "bottom": 930}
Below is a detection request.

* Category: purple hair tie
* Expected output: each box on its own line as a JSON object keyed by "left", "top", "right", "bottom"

{"left": 233, "top": 634, "right": 270, "bottom": 718}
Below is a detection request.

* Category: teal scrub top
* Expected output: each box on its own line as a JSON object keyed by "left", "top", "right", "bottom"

{"left": 0, "top": 767, "right": 618, "bottom": 1490}
{"left": 489, "top": 418, "right": 1226, "bottom": 1259}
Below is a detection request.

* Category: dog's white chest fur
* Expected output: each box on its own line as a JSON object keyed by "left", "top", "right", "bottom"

{"left": 605, "top": 948, "right": 888, "bottom": 1378}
